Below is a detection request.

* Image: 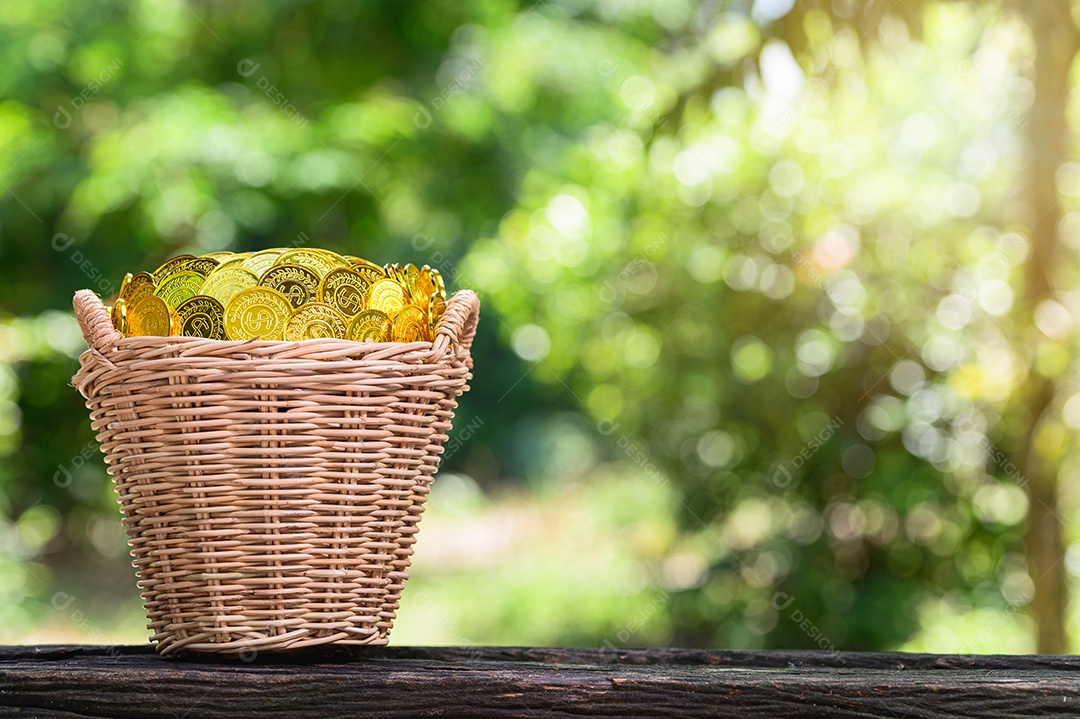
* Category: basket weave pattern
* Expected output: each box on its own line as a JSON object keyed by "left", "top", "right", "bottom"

{"left": 72, "top": 288, "right": 478, "bottom": 655}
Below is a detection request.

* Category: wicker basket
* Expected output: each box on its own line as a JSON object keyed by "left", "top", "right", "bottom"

{"left": 71, "top": 287, "right": 479, "bottom": 656}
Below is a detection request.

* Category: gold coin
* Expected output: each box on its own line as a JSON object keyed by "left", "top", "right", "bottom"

{"left": 224, "top": 287, "right": 292, "bottom": 340}
{"left": 392, "top": 305, "right": 430, "bottom": 342}
{"left": 408, "top": 264, "right": 435, "bottom": 305}
{"left": 203, "top": 252, "right": 235, "bottom": 262}
{"left": 200, "top": 267, "right": 260, "bottom": 306}
{"left": 319, "top": 268, "right": 369, "bottom": 316}
{"left": 350, "top": 257, "right": 384, "bottom": 273}
{"left": 128, "top": 295, "right": 177, "bottom": 337}
{"left": 154, "top": 271, "right": 204, "bottom": 308}
{"left": 311, "top": 247, "right": 350, "bottom": 260}
{"left": 314, "top": 247, "right": 353, "bottom": 261}
{"left": 367, "top": 278, "right": 407, "bottom": 314}
{"left": 346, "top": 310, "right": 392, "bottom": 343}
{"left": 111, "top": 298, "right": 128, "bottom": 335}
{"left": 276, "top": 249, "right": 348, "bottom": 277}
{"left": 177, "top": 257, "right": 220, "bottom": 277}
{"left": 353, "top": 264, "right": 385, "bottom": 286}
{"left": 403, "top": 264, "right": 420, "bottom": 301}
{"left": 384, "top": 262, "right": 408, "bottom": 286}
{"left": 120, "top": 272, "right": 156, "bottom": 306}
{"left": 118, "top": 273, "right": 134, "bottom": 299}
{"left": 259, "top": 264, "right": 321, "bottom": 309}
{"left": 419, "top": 265, "right": 440, "bottom": 302}
{"left": 153, "top": 254, "right": 196, "bottom": 280}
{"left": 242, "top": 250, "right": 284, "bottom": 278}
{"left": 215, "top": 253, "right": 252, "bottom": 270}
{"left": 427, "top": 265, "right": 446, "bottom": 300}
{"left": 283, "top": 303, "right": 348, "bottom": 341}
{"left": 350, "top": 257, "right": 386, "bottom": 282}
{"left": 428, "top": 294, "right": 447, "bottom": 335}
{"left": 176, "top": 296, "right": 227, "bottom": 340}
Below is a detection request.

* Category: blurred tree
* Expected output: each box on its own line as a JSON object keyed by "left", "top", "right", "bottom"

{"left": 740, "top": 0, "right": 1080, "bottom": 659}
{"left": 462, "top": 0, "right": 1078, "bottom": 651}
{"left": 1009, "top": 0, "right": 1076, "bottom": 654}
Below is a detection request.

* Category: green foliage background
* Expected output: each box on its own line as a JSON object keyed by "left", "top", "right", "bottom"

{"left": 0, "top": 0, "right": 1071, "bottom": 652}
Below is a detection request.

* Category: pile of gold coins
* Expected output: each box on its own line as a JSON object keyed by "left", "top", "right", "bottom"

{"left": 106, "top": 248, "right": 447, "bottom": 343}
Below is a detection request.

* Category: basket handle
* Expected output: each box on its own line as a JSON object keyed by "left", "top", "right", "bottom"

{"left": 74, "top": 289, "right": 121, "bottom": 353}
{"left": 436, "top": 289, "right": 480, "bottom": 354}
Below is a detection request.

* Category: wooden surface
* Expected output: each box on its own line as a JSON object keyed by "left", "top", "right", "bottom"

{"left": 2, "top": 645, "right": 1079, "bottom": 718}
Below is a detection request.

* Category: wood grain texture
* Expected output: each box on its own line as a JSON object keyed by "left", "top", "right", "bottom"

{"left": 2, "top": 645, "right": 1079, "bottom": 718}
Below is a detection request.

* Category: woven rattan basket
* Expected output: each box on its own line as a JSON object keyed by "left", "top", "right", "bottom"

{"left": 71, "top": 287, "right": 479, "bottom": 656}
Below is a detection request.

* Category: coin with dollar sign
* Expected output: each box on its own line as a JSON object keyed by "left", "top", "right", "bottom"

{"left": 201, "top": 267, "right": 259, "bottom": 306}
{"left": 392, "top": 305, "right": 430, "bottom": 342}
{"left": 367, "top": 278, "right": 407, "bottom": 314}
{"left": 277, "top": 249, "right": 348, "bottom": 278}
{"left": 284, "top": 303, "right": 348, "bottom": 341}
{"left": 242, "top": 250, "right": 284, "bottom": 277}
{"left": 319, "top": 268, "right": 369, "bottom": 317}
{"left": 154, "top": 272, "right": 204, "bottom": 308}
{"left": 223, "top": 287, "right": 292, "bottom": 341}
{"left": 128, "top": 295, "right": 178, "bottom": 337}
{"left": 260, "top": 264, "right": 321, "bottom": 309}
{"left": 176, "top": 296, "right": 227, "bottom": 340}
{"left": 346, "top": 310, "right": 392, "bottom": 343}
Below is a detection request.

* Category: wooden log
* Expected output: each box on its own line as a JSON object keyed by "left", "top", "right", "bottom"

{"left": 2, "top": 645, "right": 1079, "bottom": 718}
